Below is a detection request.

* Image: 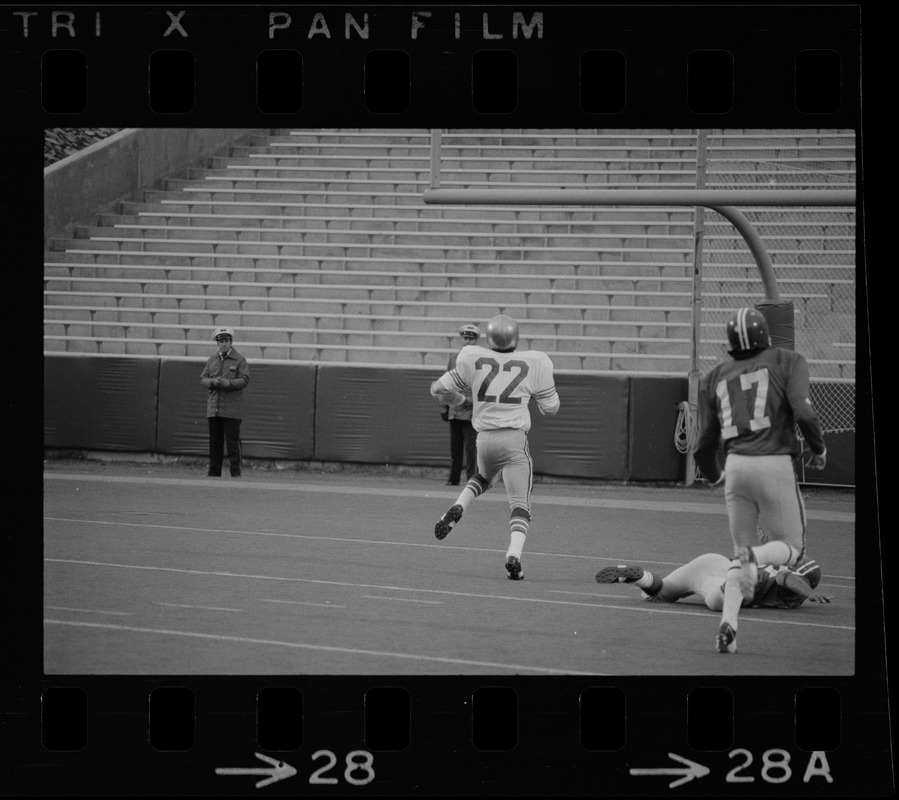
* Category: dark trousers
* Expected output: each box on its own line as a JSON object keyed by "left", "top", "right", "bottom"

{"left": 208, "top": 416, "right": 242, "bottom": 476}
{"left": 448, "top": 419, "right": 478, "bottom": 484}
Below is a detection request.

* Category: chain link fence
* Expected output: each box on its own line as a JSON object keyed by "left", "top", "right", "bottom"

{"left": 698, "top": 130, "right": 856, "bottom": 434}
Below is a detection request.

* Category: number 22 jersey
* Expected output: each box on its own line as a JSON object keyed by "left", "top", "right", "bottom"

{"left": 437, "top": 345, "right": 560, "bottom": 433}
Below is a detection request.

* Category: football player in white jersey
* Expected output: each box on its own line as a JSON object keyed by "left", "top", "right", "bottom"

{"left": 430, "top": 314, "right": 560, "bottom": 580}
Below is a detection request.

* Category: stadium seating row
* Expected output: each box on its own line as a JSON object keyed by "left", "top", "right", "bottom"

{"left": 44, "top": 128, "right": 856, "bottom": 378}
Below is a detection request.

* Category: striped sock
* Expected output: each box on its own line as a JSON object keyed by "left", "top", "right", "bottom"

{"left": 637, "top": 571, "right": 663, "bottom": 595}
{"left": 508, "top": 518, "right": 529, "bottom": 559}
{"left": 721, "top": 562, "right": 743, "bottom": 629}
{"left": 456, "top": 474, "right": 489, "bottom": 512}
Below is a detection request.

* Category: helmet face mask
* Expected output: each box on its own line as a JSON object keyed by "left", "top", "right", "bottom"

{"left": 726, "top": 307, "right": 770, "bottom": 356}
{"left": 486, "top": 314, "right": 519, "bottom": 352}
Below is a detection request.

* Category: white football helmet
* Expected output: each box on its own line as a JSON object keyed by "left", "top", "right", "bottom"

{"left": 486, "top": 315, "right": 519, "bottom": 352}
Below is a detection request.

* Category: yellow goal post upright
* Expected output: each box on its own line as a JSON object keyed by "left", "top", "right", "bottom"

{"left": 423, "top": 129, "right": 856, "bottom": 485}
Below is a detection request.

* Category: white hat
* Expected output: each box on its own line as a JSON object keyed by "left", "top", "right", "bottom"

{"left": 213, "top": 327, "right": 235, "bottom": 340}
{"left": 458, "top": 324, "right": 481, "bottom": 338}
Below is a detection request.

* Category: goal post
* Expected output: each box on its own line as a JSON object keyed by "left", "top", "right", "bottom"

{"left": 423, "top": 131, "right": 856, "bottom": 485}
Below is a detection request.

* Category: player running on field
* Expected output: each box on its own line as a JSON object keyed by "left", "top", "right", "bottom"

{"left": 429, "top": 314, "right": 560, "bottom": 580}
{"left": 595, "top": 555, "right": 832, "bottom": 610}
{"left": 693, "top": 307, "right": 827, "bottom": 654}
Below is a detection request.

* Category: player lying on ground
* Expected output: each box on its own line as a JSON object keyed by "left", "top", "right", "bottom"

{"left": 595, "top": 554, "right": 832, "bottom": 610}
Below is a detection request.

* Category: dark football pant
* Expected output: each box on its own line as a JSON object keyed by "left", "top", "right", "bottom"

{"left": 208, "top": 417, "right": 242, "bottom": 476}
{"left": 448, "top": 419, "right": 478, "bottom": 484}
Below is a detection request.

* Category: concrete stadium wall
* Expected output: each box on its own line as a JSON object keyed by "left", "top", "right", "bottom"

{"left": 43, "top": 128, "right": 256, "bottom": 246}
{"left": 43, "top": 355, "right": 853, "bottom": 486}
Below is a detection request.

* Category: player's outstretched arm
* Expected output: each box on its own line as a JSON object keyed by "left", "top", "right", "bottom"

{"left": 783, "top": 572, "right": 833, "bottom": 603}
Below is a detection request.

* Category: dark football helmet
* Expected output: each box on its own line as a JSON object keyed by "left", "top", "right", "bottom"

{"left": 792, "top": 558, "right": 822, "bottom": 589}
{"left": 777, "top": 558, "right": 823, "bottom": 609}
{"left": 726, "top": 307, "right": 770, "bottom": 354}
{"left": 486, "top": 314, "right": 520, "bottom": 352}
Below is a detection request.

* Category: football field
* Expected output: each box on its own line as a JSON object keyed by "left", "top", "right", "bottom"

{"left": 42, "top": 460, "right": 855, "bottom": 676}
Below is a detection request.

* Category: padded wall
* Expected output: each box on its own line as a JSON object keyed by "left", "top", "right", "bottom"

{"left": 758, "top": 301, "right": 796, "bottom": 350}
{"left": 43, "top": 356, "right": 855, "bottom": 486}
{"left": 314, "top": 368, "right": 632, "bottom": 478}
{"left": 242, "top": 363, "right": 317, "bottom": 459}
{"left": 627, "top": 376, "right": 689, "bottom": 481}
{"left": 44, "top": 355, "right": 158, "bottom": 451}
{"left": 156, "top": 360, "right": 316, "bottom": 459}
{"left": 799, "top": 431, "right": 855, "bottom": 487}
{"left": 528, "top": 373, "right": 630, "bottom": 479}
{"left": 314, "top": 366, "right": 448, "bottom": 466}
{"left": 155, "top": 360, "right": 207, "bottom": 454}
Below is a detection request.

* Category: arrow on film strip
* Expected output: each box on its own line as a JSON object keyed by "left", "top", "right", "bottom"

{"left": 629, "top": 752, "right": 710, "bottom": 788}
{"left": 215, "top": 752, "right": 298, "bottom": 788}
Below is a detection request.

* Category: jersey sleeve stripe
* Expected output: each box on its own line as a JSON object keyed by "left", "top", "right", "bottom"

{"left": 448, "top": 371, "right": 467, "bottom": 391}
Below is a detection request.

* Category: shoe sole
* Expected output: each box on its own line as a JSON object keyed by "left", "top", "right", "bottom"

{"left": 435, "top": 505, "right": 463, "bottom": 540}
{"left": 716, "top": 623, "right": 737, "bottom": 654}
{"left": 737, "top": 546, "right": 758, "bottom": 603}
{"left": 506, "top": 558, "right": 523, "bottom": 580}
{"left": 595, "top": 565, "right": 643, "bottom": 583}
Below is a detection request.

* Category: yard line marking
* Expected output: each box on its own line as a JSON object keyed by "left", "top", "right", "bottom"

{"left": 45, "top": 606, "right": 131, "bottom": 616}
{"left": 546, "top": 590, "right": 855, "bottom": 629}
{"left": 43, "top": 516, "right": 858, "bottom": 581}
{"left": 42, "top": 516, "right": 684, "bottom": 567}
{"left": 361, "top": 595, "right": 444, "bottom": 605}
{"left": 43, "top": 472, "right": 854, "bottom": 522}
{"left": 261, "top": 599, "right": 346, "bottom": 608}
{"left": 44, "top": 619, "right": 600, "bottom": 676}
{"left": 44, "top": 558, "right": 854, "bottom": 632}
{"left": 158, "top": 602, "right": 243, "bottom": 612}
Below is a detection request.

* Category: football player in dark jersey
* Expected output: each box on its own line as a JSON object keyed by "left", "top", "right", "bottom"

{"left": 693, "top": 307, "right": 827, "bottom": 653}
{"left": 595, "top": 555, "right": 832, "bottom": 610}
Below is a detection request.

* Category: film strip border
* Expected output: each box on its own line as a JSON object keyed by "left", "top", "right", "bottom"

{"left": 1, "top": 4, "right": 861, "bottom": 126}
{"left": 16, "top": 677, "right": 880, "bottom": 794}
{"left": 3, "top": 3, "right": 881, "bottom": 797}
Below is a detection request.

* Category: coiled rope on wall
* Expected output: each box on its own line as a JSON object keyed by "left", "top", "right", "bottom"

{"left": 674, "top": 401, "right": 697, "bottom": 455}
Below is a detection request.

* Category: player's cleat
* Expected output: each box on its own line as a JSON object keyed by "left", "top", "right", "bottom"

{"left": 716, "top": 621, "right": 737, "bottom": 654}
{"left": 595, "top": 565, "right": 644, "bottom": 584}
{"left": 505, "top": 555, "right": 524, "bottom": 580}
{"left": 737, "top": 546, "right": 759, "bottom": 603}
{"left": 434, "top": 504, "right": 463, "bottom": 540}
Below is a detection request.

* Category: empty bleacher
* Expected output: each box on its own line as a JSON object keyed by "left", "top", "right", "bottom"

{"left": 44, "top": 128, "right": 856, "bottom": 379}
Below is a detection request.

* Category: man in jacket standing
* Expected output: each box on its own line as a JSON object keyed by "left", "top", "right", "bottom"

{"left": 201, "top": 327, "right": 250, "bottom": 477}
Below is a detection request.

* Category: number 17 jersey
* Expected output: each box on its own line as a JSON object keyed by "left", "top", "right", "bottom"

{"left": 695, "top": 346, "right": 826, "bottom": 460}
{"left": 437, "top": 345, "right": 560, "bottom": 432}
